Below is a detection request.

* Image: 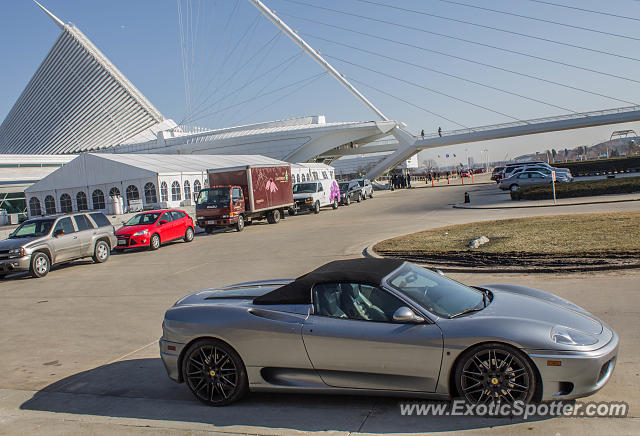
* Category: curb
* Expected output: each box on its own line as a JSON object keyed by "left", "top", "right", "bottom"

{"left": 453, "top": 197, "right": 640, "bottom": 210}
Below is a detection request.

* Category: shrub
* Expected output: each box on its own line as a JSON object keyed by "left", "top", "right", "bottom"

{"left": 510, "top": 176, "right": 640, "bottom": 200}
{"left": 551, "top": 156, "right": 640, "bottom": 176}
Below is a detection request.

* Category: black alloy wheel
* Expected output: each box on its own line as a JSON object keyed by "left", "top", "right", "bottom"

{"left": 182, "top": 339, "right": 248, "bottom": 406}
{"left": 455, "top": 343, "right": 535, "bottom": 404}
{"left": 235, "top": 215, "right": 244, "bottom": 232}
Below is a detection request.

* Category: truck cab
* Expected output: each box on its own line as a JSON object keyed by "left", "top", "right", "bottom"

{"left": 196, "top": 186, "right": 245, "bottom": 233}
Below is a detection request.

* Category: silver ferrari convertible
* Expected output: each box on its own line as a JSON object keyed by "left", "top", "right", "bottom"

{"left": 160, "top": 258, "right": 618, "bottom": 406}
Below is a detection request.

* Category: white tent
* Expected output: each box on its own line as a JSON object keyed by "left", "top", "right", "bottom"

{"left": 25, "top": 153, "right": 286, "bottom": 217}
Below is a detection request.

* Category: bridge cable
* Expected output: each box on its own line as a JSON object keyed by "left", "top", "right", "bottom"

{"left": 524, "top": 0, "right": 640, "bottom": 22}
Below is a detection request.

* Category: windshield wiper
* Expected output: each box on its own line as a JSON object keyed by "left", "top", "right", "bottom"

{"left": 449, "top": 306, "right": 484, "bottom": 319}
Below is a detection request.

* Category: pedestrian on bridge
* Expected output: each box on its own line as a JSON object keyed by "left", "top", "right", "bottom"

{"left": 438, "top": 127, "right": 442, "bottom": 137}
{"left": 420, "top": 129, "right": 425, "bottom": 139}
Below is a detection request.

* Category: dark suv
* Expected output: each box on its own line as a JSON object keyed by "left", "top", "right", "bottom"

{"left": 338, "top": 181, "right": 364, "bottom": 205}
{"left": 0, "top": 212, "right": 117, "bottom": 278}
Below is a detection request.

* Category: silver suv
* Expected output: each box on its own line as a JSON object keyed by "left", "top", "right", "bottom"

{"left": 355, "top": 178, "right": 374, "bottom": 199}
{"left": 0, "top": 212, "right": 117, "bottom": 279}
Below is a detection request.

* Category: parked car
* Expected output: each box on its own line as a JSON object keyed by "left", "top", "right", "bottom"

{"left": 499, "top": 170, "right": 553, "bottom": 191}
{"left": 461, "top": 170, "right": 471, "bottom": 177}
{"left": 0, "top": 212, "right": 116, "bottom": 279}
{"left": 114, "top": 210, "right": 194, "bottom": 251}
{"left": 290, "top": 180, "right": 340, "bottom": 215}
{"left": 338, "top": 181, "right": 363, "bottom": 205}
{"left": 491, "top": 166, "right": 505, "bottom": 181}
{"left": 159, "top": 258, "right": 617, "bottom": 406}
{"left": 354, "top": 178, "right": 374, "bottom": 199}
{"left": 510, "top": 166, "right": 573, "bottom": 182}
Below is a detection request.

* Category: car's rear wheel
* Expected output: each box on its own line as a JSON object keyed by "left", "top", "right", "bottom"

{"left": 235, "top": 215, "right": 244, "bottom": 232}
{"left": 150, "top": 233, "right": 161, "bottom": 250}
{"left": 510, "top": 184, "right": 520, "bottom": 192}
{"left": 92, "top": 240, "right": 110, "bottom": 263}
{"left": 454, "top": 342, "right": 536, "bottom": 404}
{"left": 369, "top": 191, "right": 373, "bottom": 198}
{"left": 30, "top": 252, "right": 50, "bottom": 278}
{"left": 184, "top": 226, "right": 195, "bottom": 241}
{"left": 332, "top": 198, "right": 338, "bottom": 209}
{"left": 182, "top": 339, "right": 248, "bottom": 406}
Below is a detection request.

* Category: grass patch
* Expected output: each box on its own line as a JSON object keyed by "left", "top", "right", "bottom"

{"left": 510, "top": 176, "right": 640, "bottom": 200}
{"left": 374, "top": 211, "right": 640, "bottom": 255}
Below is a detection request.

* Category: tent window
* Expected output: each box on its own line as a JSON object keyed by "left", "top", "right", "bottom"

{"left": 92, "top": 190, "right": 105, "bottom": 210}
{"left": 193, "top": 180, "right": 201, "bottom": 199}
{"left": 29, "top": 197, "right": 42, "bottom": 216}
{"left": 160, "top": 182, "right": 168, "bottom": 202}
{"left": 126, "top": 185, "right": 140, "bottom": 202}
{"left": 76, "top": 192, "right": 88, "bottom": 210}
{"left": 171, "top": 181, "right": 181, "bottom": 201}
{"left": 184, "top": 180, "right": 191, "bottom": 201}
{"left": 144, "top": 182, "right": 157, "bottom": 204}
{"left": 44, "top": 195, "right": 56, "bottom": 215}
{"left": 60, "top": 193, "right": 72, "bottom": 213}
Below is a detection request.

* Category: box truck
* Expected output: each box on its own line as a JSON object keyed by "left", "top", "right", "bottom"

{"left": 195, "top": 164, "right": 293, "bottom": 233}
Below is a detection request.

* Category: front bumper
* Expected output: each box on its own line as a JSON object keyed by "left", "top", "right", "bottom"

{"left": 197, "top": 218, "right": 235, "bottom": 228}
{"left": 294, "top": 200, "right": 315, "bottom": 211}
{"left": 114, "top": 234, "right": 150, "bottom": 249}
{"left": 159, "top": 338, "right": 186, "bottom": 383}
{"left": 0, "top": 255, "right": 31, "bottom": 273}
{"left": 526, "top": 332, "right": 619, "bottom": 401}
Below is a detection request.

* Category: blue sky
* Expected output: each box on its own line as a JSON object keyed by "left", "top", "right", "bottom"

{"left": 2, "top": 0, "right": 640, "bottom": 165}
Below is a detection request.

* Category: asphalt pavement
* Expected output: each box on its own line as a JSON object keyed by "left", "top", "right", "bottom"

{"left": 1, "top": 176, "right": 638, "bottom": 435}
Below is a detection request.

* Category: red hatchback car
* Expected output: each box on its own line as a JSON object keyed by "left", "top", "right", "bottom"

{"left": 114, "top": 210, "right": 195, "bottom": 251}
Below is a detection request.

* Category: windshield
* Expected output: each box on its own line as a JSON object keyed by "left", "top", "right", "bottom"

{"left": 9, "top": 219, "right": 55, "bottom": 238}
{"left": 197, "top": 188, "right": 230, "bottom": 206}
{"left": 293, "top": 183, "right": 317, "bottom": 194}
{"left": 386, "top": 263, "right": 485, "bottom": 318}
{"left": 125, "top": 213, "right": 160, "bottom": 226}
{"left": 357, "top": 180, "right": 365, "bottom": 187}
{"left": 339, "top": 182, "right": 349, "bottom": 191}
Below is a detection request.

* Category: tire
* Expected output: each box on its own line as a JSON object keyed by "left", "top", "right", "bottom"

{"left": 92, "top": 240, "right": 110, "bottom": 263}
{"left": 205, "top": 226, "right": 215, "bottom": 234}
{"left": 235, "top": 215, "right": 244, "bottom": 232}
{"left": 149, "top": 233, "right": 161, "bottom": 250}
{"left": 454, "top": 342, "right": 536, "bottom": 404}
{"left": 30, "top": 252, "right": 50, "bottom": 278}
{"left": 345, "top": 196, "right": 351, "bottom": 206}
{"left": 184, "top": 226, "right": 195, "bottom": 241}
{"left": 332, "top": 198, "right": 338, "bottom": 209}
{"left": 509, "top": 184, "right": 520, "bottom": 192}
{"left": 288, "top": 207, "right": 297, "bottom": 216}
{"left": 313, "top": 201, "right": 320, "bottom": 214}
{"left": 267, "top": 209, "right": 281, "bottom": 224}
{"left": 369, "top": 191, "right": 374, "bottom": 198}
{"left": 362, "top": 192, "right": 367, "bottom": 200}
{"left": 357, "top": 193, "right": 362, "bottom": 203}
{"left": 182, "top": 339, "right": 249, "bottom": 406}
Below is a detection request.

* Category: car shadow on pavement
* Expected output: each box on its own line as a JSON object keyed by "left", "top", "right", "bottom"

{"left": 20, "top": 358, "right": 552, "bottom": 433}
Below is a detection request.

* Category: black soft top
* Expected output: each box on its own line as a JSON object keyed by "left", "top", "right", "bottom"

{"left": 253, "top": 258, "right": 405, "bottom": 305}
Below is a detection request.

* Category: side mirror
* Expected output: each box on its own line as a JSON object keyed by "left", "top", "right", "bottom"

{"left": 53, "top": 229, "right": 65, "bottom": 237}
{"left": 393, "top": 306, "right": 425, "bottom": 323}
{"left": 159, "top": 220, "right": 168, "bottom": 225}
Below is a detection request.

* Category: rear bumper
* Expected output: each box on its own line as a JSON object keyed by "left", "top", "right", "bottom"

{"left": 0, "top": 255, "right": 30, "bottom": 273}
{"left": 526, "top": 332, "right": 619, "bottom": 401}
{"left": 159, "top": 338, "right": 186, "bottom": 383}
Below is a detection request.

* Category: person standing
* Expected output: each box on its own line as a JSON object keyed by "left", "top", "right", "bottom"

{"left": 420, "top": 129, "right": 425, "bottom": 139}
{"left": 438, "top": 127, "right": 442, "bottom": 137}
{"left": 407, "top": 173, "right": 412, "bottom": 188}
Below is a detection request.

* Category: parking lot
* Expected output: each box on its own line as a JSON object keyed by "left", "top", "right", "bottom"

{"left": 1, "top": 180, "right": 639, "bottom": 435}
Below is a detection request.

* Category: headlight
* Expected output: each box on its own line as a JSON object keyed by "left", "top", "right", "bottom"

{"left": 8, "top": 247, "right": 25, "bottom": 257}
{"left": 132, "top": 229, "right": 149, "bottom": 237}
{"left": 551, "top": 326, "right": 598, "bottom": 346}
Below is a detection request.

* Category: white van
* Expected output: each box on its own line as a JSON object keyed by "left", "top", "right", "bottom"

{"left": 290, "top": 163, "right": 340, "bottom": 214}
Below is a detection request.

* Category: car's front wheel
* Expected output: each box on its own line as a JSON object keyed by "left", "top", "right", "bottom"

{"left": 182, "top": 339, "right": 248, "bottom": 406}
{"left": 92, "top": 240, "right": 110, "bottom": 263}
{"left": 345, "top": 196, "right": 351, "bottom": 206}
{"left": 454, "top": 342, "right": 536, "bottom": 404}
{"left": 30, "top": 252, "right": 50, "bottom": 278}
{"left": 149, "top": 233, "right": 161, "bottom": 250}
